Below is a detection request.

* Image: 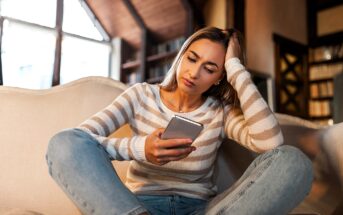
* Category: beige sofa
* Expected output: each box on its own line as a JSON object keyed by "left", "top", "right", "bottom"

{"left": 0, "top": 76, "right": 339, "bottom": 215}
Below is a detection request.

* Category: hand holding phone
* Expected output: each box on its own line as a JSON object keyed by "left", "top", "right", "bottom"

{"left": 145, "top": 116, "right": 203, "bottom": 165}
{"left": 161, "top": 115, "right": 203, "bottom": 141}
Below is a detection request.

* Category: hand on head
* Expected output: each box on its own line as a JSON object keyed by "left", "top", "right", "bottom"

{"left": 225, "top": 32, "right": 242, "bottom": 61}
{"left": 145, "top": 128, "right": 196, "bottom": 166}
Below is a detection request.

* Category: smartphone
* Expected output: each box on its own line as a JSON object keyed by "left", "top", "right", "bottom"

{"left": 161, "top": 115, "right": 203, "bottom": 141}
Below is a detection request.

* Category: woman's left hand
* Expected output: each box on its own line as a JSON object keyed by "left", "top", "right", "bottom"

{"left": 225, "top": 33, "right": 241, "bottom": 61}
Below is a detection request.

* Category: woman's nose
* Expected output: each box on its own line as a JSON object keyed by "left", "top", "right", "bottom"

{"left": 189, "top": 65, "right": 201, "bottom": 79}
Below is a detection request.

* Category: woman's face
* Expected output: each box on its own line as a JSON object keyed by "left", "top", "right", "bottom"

{"left": 176, "top": 39, "right": 226, "bottom": 96}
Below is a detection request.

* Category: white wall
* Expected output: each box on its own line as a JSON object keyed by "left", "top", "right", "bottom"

{"left": 246, "top": 0, "right": 307, "bottom": 77}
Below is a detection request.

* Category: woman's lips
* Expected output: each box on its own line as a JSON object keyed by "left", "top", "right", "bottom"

{"left": 182, "top": 78, "right": 195, "bottom": 87}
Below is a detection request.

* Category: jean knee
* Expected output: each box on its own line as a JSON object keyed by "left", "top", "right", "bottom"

{"left": 46, "top": 128, "right": 94, "bottom": 164}
{"left": 276, "top": 145, "right": 313, "bottom": 189}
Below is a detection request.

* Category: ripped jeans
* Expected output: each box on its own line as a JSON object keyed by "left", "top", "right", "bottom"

{"left": 46, "top": 128, "right": 313, "bottom": 215}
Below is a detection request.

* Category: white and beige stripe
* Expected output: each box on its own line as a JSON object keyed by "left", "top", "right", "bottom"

{"left": 76, "top": 58, "right": 283, "bottom": 200}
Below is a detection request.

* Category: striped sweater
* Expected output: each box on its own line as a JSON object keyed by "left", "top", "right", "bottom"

{"left": 78, "top": 58, "right": 283, "bottom": 200}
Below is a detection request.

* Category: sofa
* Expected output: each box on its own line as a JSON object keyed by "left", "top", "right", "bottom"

{"left": 0, "top": 76, "right": 339, "bottom": 215}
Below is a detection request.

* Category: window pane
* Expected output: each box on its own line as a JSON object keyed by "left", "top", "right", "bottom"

{"left": 60, "top": 35, "right": 110, "bottom": 84}
{"left": 63, "top": 0, "right": 103, "bottom": 40}
{"left": 0, "top": 0, "right": 56, "bottom": 28}
{"left": 1, "top": 20, "right": 55, "bottom": 89}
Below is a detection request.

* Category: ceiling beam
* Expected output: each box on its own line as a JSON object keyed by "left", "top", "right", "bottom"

{"left": 181, "top": 0, "right": 194, "bottom": 37}
{"left": 123, "top": 0, "right": 147, "bottom": 30}
{"left": 81, "top": 0, "right": 110, "bottom": 41}
{"left": 188, "top": 0, "right": 205, "bottom": 30}
{"left": 123, "top": 0, "right": 149, "bottom": 81}
{"left": 234, "top": 0, "right": 245, "bottom": 35}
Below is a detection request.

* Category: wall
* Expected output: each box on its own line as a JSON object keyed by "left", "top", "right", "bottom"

{"left": 203, "top": 0, "right": 226, "bottom": 29}
{"left": 246, "top": 0, "right": 307, "bottom": 77}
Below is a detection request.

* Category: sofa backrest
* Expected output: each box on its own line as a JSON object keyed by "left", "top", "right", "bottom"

{"left": 0, "top": 77, "right": 129, "bottom": 215}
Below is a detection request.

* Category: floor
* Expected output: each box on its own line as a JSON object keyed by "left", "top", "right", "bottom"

{"left": 290, "top": 176, "right": 341, "bottom": 215}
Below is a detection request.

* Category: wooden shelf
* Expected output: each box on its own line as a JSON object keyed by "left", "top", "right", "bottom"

{"left": 147, "top": 50, "right": 178, "bottom": 63}
{"left": 122, "top": 50, "right": 178, "bottom": 70}
{"left": 119, "top": 34, "right": 185, "bottom": 84}
{"left": 310, "top": 57, "right": 343, "bottom": 66}
{"left": 309, "top": 115, "right": 332, "bottom": 120}
{"left": 309, "top": 78, "right": 333, "bottom": 83}
{"left": 122, "top": 60, "right": 140, "bottom": 70}
{"left": 147, "top": 76, "right": 165, "bottom": 84}
{"left": 310, "top": 96, "right": 333, "bottom": 101}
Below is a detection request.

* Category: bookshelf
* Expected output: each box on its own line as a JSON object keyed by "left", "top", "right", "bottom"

{"left": 120, "top": 37, "right": 185, "bottom": 85}
{"left": 308, "top": 43, "right": 343, "bottom": 125}
{"left": 273, "top": 34, "right": 309, "bottom": 119}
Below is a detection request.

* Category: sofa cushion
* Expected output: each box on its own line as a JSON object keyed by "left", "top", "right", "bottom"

{"left": 0, "top": 77, "right": 128, "bottom": 215}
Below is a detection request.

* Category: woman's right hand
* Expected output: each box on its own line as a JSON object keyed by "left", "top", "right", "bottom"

{"left": 145, "top": 128, "right": 196, "bottom": 166}
{"left": 225, "top": 32, "right": 241, "bottom": 62}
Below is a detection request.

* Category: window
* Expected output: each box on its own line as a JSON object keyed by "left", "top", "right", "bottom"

{"left": 60, "top": 0, "right": 111, "bottom": 84}
{"left": 1, "top": 20, "right": 55, "bottom": 89}
{"left": 62, "top": 0, "right": 103, "bottom": 40}
{"left": 0, "top": 0, "right": 56, "bottom": 27}
{"left": 0, "top": 0, "right": 112, "bottom": 89}
{"left": 60, "top": 35, "right": 110, "bottom": 84}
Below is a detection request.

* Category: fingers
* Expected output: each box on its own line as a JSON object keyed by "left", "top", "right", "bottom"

{"left": 226, "top": 33, "right": 241, "bottom": 61}
{"left": 154, "top": 147, "right": 196, "bottom": 164}
{"left": 160, "top": 138, "right": 193, "bottom": 148}
{"left": 157, "top": 153, "right": 191, "bottom": 163}
{"left": 153, "top": 139, "right": 195, "bottom": 159}
{"left": 153, "top": 128, "right": 165, "bottom": 138}
{"left": 146, "top": 128, "right": 196, "bottom": 166}
{"left": 158, "top": 146, "right": 196, "bottom": 158}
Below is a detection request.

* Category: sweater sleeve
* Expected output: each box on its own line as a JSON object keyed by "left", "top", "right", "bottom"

{"left": 223, "top": 58, "right": 283, "bottom": 153}
{"left": 77, "top": 83, "right": 147, "bottom": 161}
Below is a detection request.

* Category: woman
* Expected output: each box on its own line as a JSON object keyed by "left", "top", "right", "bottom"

{"left": 46, "top": 27, "right": 313, "bottom": 215}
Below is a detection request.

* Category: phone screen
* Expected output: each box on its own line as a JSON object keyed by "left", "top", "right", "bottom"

{"left": 161, "top": 115, "right": 203, "bottom": 141}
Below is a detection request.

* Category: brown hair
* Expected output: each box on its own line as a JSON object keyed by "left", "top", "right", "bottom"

{"left": 160, "top": 26, "right": 246, "bottom": 107}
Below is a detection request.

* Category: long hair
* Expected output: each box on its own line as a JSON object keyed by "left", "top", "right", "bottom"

{"left": 160, "top": 27, "right": 246, "bottom": 107}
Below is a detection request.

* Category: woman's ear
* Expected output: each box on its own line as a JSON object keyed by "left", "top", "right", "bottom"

{"left": 215, "top": 74, "right": 224, "bottom": 85}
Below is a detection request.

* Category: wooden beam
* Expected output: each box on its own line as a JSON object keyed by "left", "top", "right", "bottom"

{"left": 307, "top": 0, "right": 317, "bottom": 46}
{"left": 188, "top": 0, "right": 205, "bottom": 29}
{"left": 226, "top": 0, "right": 234, "bottom": 29}
{"left": 123, "top": 0, "right": 146, "bottom": 30}
{"left": 273, "top": 34, "right": 307, "bottom": 53}
{"left": 314, "top": 31, "right": 343, "bottom": 47}
{"left": 123, "top": 0, "right": 149, "bottom": 81}
{"left": 52, "top": 0, "right": 63, "bottom": 86}
{"left": 181, "top": 0, "right": 194, "bottom": 37}
{"left": 317, "top": 0, "right": 343, "bottom": 11}
{"left": 81, "top": 0, "right": 110, "bottom": 41}
{"left": 234, "top": 0, "right": 245, "bottom": 35}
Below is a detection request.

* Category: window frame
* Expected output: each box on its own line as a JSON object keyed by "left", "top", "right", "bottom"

{"left": 0, "top": 0, "right": 111, "bottom": 87}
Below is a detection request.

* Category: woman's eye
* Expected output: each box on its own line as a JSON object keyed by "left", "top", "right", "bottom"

{"left": 187, "top": 57, "right": 196, "bottom": 62}
{"left": 206, "top": 68, "right": 214, "bottom": 74}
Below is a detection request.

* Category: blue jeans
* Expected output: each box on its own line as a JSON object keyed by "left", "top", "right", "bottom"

{"left": 46, "top": 129, "right": 313, "bottom": 215}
